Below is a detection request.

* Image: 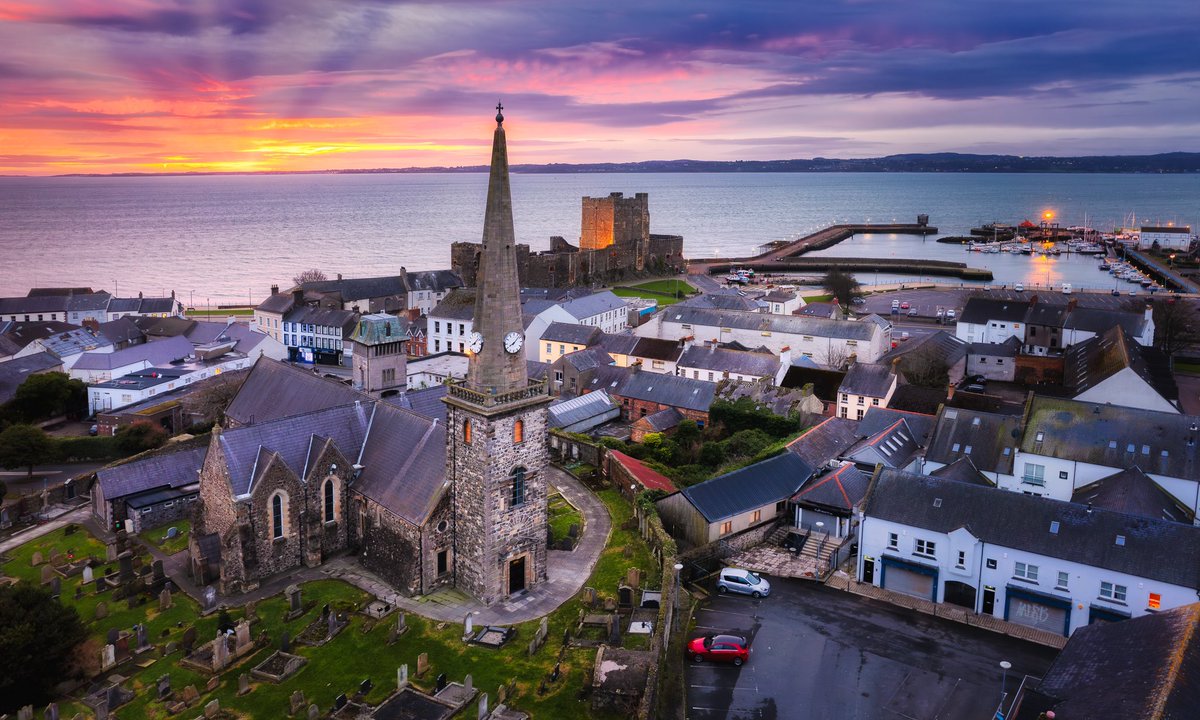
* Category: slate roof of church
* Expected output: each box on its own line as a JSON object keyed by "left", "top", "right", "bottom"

{"left": 1024, "top": 604, "right": 1200, "bottom": 720}
{"left": 383, "top": 384, "right": 449, "bottom": 424}
{"left": 354, "top": 403, "right": 447, "bottom": 525}
{"left": 219, "top": 402, "right": 373, "bottom": 497}
{"left": 864, "top": 470, "right": 1200, "bottom": 589}
{"left": 225, "top": 357, "right": 368, "bottom": 426}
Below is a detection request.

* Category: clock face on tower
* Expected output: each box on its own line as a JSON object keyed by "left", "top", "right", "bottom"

{"left": 504, "top": 331, "right": 523, "bottom": 354}
{"left": 467, "top": 331, "right": 484, "bottom": 354}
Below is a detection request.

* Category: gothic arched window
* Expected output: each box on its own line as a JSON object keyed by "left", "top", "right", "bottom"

{"left": 510, "top": 466, "right": 526, "bottom": 508}
{"left": 323, "top": 478, "right": 336, "bottom": 523}
{"left": 272, "top": 493, "right": 285, "bottom": 539}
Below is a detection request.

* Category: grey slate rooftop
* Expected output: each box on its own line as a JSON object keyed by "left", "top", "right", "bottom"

{"left": 681, "top": 452, "right": 816, "bottom": 522}
{"left": 928, "top": 456, "right": 993, "bottom": 486}
{"left": 74, "top": 334, "right": 194, "bottom": 371}
{"left": 1071, "top": 466, "right": 1194, "bottom": 525}
{"left": 678, "top": 344, "right": 780, "bottom": 379}
{"left": 838, "top": 362, "right": 895, "bottom": 397}
{"left": 95, "top": 445, "right": 208, "bottom": 501}
{"left": 925, "top": 406, "right": 1021, "bottom": 476}
{"left": 636, "top": 407, "right": 684, "bottom": 432}
{"left": 225, "top": 357, "right": 368, "bottom": 426}
{"left": 958, "top": 297, "right": 1031, "bottom": 325}
{"left": 865, "top": 469, "right": 1200, "bottom": 589}
{"left": 676, "top": 292, "right": 762, "bottom": 312}
{"left": 1063, "top": 325, "right": 1176, "bottom": 402}
{"left": 561, "top": 347, "right": 614, "bottom": 372}
{"left": 615, "top": 372, "right": 716, "bottom": 413}
{"left": 664, "top": 306, "right": 878, "bottom": 341}
{"left": 560, "top": 290, "right": 627, "bottom": 320}
{"left": 541, "top": 322, "right": 602, "bottom": 346}
{"left": 792, "top": 464, "right": 870, "bottom": 512}
{"left": 0, "top": 351, "right": 63, "bottom": 403}
{"left": 1021, "top": 396, "right": 1200, "bottom": 481}
{"left": 383, "top": 384, "right": 449, "bottom": 424}
{"left": 786, "top": 417, "right": 862, "bottom": 470}
{"left": 354, "top": 403, "right": 447, "bottom": 525}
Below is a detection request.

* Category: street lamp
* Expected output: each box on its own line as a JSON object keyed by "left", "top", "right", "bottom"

{"left": 999, "top": 660, "right": 1012, "bottom": 713}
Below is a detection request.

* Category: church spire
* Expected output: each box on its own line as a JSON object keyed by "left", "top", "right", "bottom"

{"left": 466, "top": 103, "right": 527, "bottom": 396}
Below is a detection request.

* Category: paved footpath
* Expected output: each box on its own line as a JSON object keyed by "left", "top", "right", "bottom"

{"left": 0, "top": 504, "right": 91, "bottom": 555}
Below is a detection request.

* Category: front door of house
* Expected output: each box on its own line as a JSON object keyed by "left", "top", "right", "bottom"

{"left": 508, "top": 556, "right": 526, "bottom": 595}
{"left": 862, "top": 557, "right": 876, "bottom": 584}
{"left": 982, "top": 586, "right": 996, "bottom": 615}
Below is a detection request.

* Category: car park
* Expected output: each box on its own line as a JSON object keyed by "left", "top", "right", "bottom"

{"left": 945, "top": 309, "right": 957, "bottom": 320}
{"left": 907, "top": 308, "right": 919, "bottom": 316}
{"left": 899, "top": 301, "right": 910, "bottom": 310}
{"left": 716, "top": 567, "right": 771, "bottom": 597}
{"left": 688, "top": 634, "right": 751, "bottom": 666}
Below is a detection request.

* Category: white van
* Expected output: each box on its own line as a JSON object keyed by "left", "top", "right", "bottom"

{"left": 1061, "top": 283, "right": 1073, "bottom": 294}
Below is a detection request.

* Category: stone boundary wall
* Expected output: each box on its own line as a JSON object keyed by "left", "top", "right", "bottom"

{"left": 633, "top": 502, "right": 680, "bottom": 720}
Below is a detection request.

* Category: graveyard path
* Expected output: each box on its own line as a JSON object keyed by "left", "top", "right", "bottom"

{"left": 0, "top": 504, "right": 90, "bottom": 554}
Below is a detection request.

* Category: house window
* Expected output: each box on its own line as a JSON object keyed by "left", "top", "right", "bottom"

{"left": 382, "top": 368, "right": 395, "bottom": 385}
{"left": 775, "top": 501, "right": 786, "bottom": 514}
{"left": 434, "top": 340, "right": 441, "bottom": 352}
{"left": 434, "top": 322, "right": 440, "bottom": 333}
{"left": 856, "top": 409, "right": 864, "bottom": 420}
{"left": 1022, "top": 463, "right": 1046, "bottom": 487}
{"left": 1058, "top": 470, "right": 1069, "bottom": 480}
{"left": 707, "top": 372, "right": 714, "bottom": 381}
{"left": 510, "top": 466, "right": 526, "bottom": 508}
{"left": 887, "top": 533, "right": 899, "bottom": 550}
{"left": 914, "top": 539, "right": 935, "bottom": 557}
{"left": 840, "top": 407, "right": 848, "bottom": 419}
{"left": 750, "top": 510, "right": 761, "bottom": 523}
{"left": 956, "top": 551, "right": 966, "bottom": 568}
{"left": 857, "top": 396, "right": 865, "bottom": 405}
{"left": 986, "top": 558, "right": 997, "bottom": 569}
{"left": 719, "top": 521, "right": 732, "bottom": 536}
{"left": 1014, "top": 562, "right": 1038, "bottom": 581}
{"left": 554, "top": 371, "right": 564, "bottom": 382}
{"left": 546, "top": 342, "right": 552, "bottom": 354}
{"left": 1099, "top": 581, "right": 1127, "bottom": 603}
{"left": 1148, "top": 592, "right": 1162, "bottom": 610}
{"left": 872, "top": 398, "right": 880, "bottom": 406}
{"left": 323, "top": 479, "right": 336, "bottom": 523}
{"left": 841, "top": 393, "right": 849, "bottom": 402}
{"left": 513, "top": 419, "right": 524, "bottom": 444}
{"left": 271, "top": 493, "right": 286, "bottom": 539}
{"left": 1056, "top": 572, "right": 1069, "bottom": 590}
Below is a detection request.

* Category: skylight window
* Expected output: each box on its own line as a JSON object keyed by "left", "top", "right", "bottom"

{"left": 964, "top": 445, "right": 973, "bottom": 454}
{"left": 945, "top": 410, "right": 958, "bottom": 419}
{"left": 1035, "top": 431, "right": 1045, "bottom": 442}
{"left": 933, "top": 498, "right": 942, "bottom": 508}
{"left": 1108, "top": 440, "right": 1117, "bottom": 449}
{"left": 1003, "top": 448, "right": 1011, "bottom": 455}
{"left": 972, "top": 417, "right": 981, "bottom": 427}
{"left": 1116, "top": 535, "right": 1126, "bottom": 546}
{"left": 1049, "top": 521, "right": 1060, "bottom": 534}
{"left": 1141, "top": 445, "right": 1150, "bottom": 455}
{"left": 1127, "top": 444, "right": 1136, "bottom": 453}
{"left": 952, "top": 443, "right": 960, "bottom": 452}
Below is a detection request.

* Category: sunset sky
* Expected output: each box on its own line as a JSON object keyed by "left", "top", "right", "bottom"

{"left": 2, "top": 1, "right": 1198, "bottom": 175}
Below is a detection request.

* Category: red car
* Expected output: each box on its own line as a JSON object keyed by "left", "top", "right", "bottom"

{"left": 899, "top": 301, "right": 911, "bottom": 310}
{"left": 689, "top": 634, "right": 751, "bottom": 666}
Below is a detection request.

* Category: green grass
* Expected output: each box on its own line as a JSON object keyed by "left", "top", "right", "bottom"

{"left": 799, "top": 293, "right": 833, "bottom": 302}
{"left": 6, "top": 489, "right": 661, "bottom": 719}
{"left": 629, "top": 279, "right": 694, "bottom": 296}
{"left": 611, "top": 278, "right": 695, "bottom": 307}
{"left": 138, "top": 520, "right": 192, "bottom": 556}
{"left": 548, "top": 492, "right": 584, "bottom": 547}
{"left": 1175, "top": 361, "right": 1200, "bottom": 376}
{"left": 1, "top": 525, "right": 107, "bottom": 584}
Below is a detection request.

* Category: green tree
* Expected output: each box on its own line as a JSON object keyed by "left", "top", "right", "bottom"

{"left": 821, "top": 267, "right": 862, "bottom": 308}
{"left": 6, "top": 372, "right": 88, "bottom": 423}
{"left": 724, "top": 428, "right": 774, "bottom": 458}
{"left": 115, "top": 421, "right": 169, "bottom": 454}
{"left": 699, "top": 442, "right": 726, "bottom": 467}
{"left": 0, "top": 582, "right": 89, "bottom": 712}
{"left": 0, "top": 425, "right": 56, "bottom": 479}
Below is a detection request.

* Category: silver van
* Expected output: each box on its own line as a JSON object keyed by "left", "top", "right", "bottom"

{"left": 716, "top": 568, "right": 771, "bottom": 598}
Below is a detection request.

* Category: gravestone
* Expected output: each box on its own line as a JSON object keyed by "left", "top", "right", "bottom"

{"left": 498, "top": 683, "right": 507, "bottom": 704}
{"left": 603, "top": 597, "right": 617, "bottom": 611}
{"left": 435, "top": 673, "right": 447, "bottom": 692}
{"left": 583, "top": 586, "right": 597, "bottom": 606}
{"left": 101, "top": 644, "right": 116, "bottom": 670}
{"left": 166, "top": 526, "right": 179, "bottom": 539}
{"left": 626, "top": 567, "right": 640, "bottom": 588}
{"left": 206, "top": 676, "right": 219, "bottom": 692}
{"left": 569, "top": 523, "right": 580, "bottom": 538}
{"left": 203, "top": 586, "right": 217, "bottom": 611}
{"left": 358, "top": 678, "right": 372, "bottom": 696}
{"left": 464, "top": 674, "right": 473, "bottom": 694}
{"left": 41, "top": 565, "right": 54, "bottom": 584}
{"left": 165, "top": 641, "right": 178, "bottom": 655}
{"left": 397, "top": 664, "right": 409, "bottom": 690}
{"left": 45, "top": 702, "right": 60, "bottom": 720}
{"left": 289, "top": 690, "right": 306, "bottom": 715}
{"left": 180, "top": 685, "right": 200, "bottom": 705}
{"left": 18, "top": 705, "right": 33, "bottom": 720}
{"left": 280, "top": 630, "right": 291, "bottom": 653}
{"left": 50, "top": 576, "right": 62, "bottom": 597}
{"left": 105, "top": 544, "right": 118, "bottom": 562}
{"left": 333, "top": 693, "right": 347, "bottom": 711}
{"left": 157, "top": 674, "right": 172, "bottom": 700}
{"left": 235, "top": 620, "right": 251, "bottom": 651}
{"left": 212, "top": 634, "right": 229, "bottom": 671}
{"left": 307, "top": 705, "right": 319, "bottom": 720}
{"left": 477, "top": 693, "right": 488, "bottom": 720}
{"left": 82, "top": 566, "right": 94, "bottom": 583}
{"left": 96, "top": 576, "right": 107, "bottom": 594}
{"left": 159, "top": 586, "right": 172, "bottom": 610}
{"left": 50, "top": 551, "right": 63, "bottom": 566}
{"left": 151, "top": 559, "right": 165, "bottom": 582}
{"left": 327, "top": 612, "right": 337, "bottom": 638}
{"left": 30, "top": 551, "right": 43, "bottom": 566}
{"left": 397, "top": 611, "right": 406, "bottom": 633}
{"left": 462, "top": 612, "right": 474, "bottom": 640}
{"left": 114, "top": 634, "right": 129, "bottom": 659}
{"left": 204, "top": 699, "right": 220, "bottom": 719}
{"left": 321, "top": 603, "right": 330, "bottom": 619}
{"left": 117, "top": 552, "right": 134, "bottom": 584}
{"left": 238, "top": 673, "right": 251, "bottom": 696}
{"left": 618, "top": 585, "right": 634, "bottom": 608}
{"left": 135, "top": 623, "right": 150, "bottom": 651}
{"left": 285, "top": 585, "right": 302, "bottom": 618}
{"left": 416, "top": 652, "right": 429, "bottom": 677}
{"left": 181, "top": 626, "right": 197, "bottom": 653}
{"left": 106, "top": 628, "right": 120, "bottom": 646}
{"left": 538, "top": 616, "right": 548, "bottom": 642}
{"left": 245, "top": 600, "right": 257, "bottom": 621}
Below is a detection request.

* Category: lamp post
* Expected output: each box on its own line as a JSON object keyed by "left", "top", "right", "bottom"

{"left": 999, "top": 660, "right": 1012, "bottom": 716}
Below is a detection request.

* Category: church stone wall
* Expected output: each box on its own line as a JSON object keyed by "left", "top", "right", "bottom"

{"left": 418, "top": 493, "right": 456, "bottom": 595}
{"left": 356, "top": 495, "right": 424, "bottom": 596}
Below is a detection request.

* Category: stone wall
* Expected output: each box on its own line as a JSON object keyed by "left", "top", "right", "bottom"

{"left": 128, "top": 493, "right": 198, "bottom": 533}
{"left": 417, "top": 493, "right": 456, "bottom": 595}
{"left": 548, "top": 430, "right": 604, "bottom": 468}
{"left": 356, "top": 495, "right": 425, "bottom": 595}
{"left": 581, "top": 192, "right": 649, "bottom": 252}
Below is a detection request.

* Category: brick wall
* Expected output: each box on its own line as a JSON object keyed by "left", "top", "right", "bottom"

{"left": 1014, "top": 354, "right": 1064, "bottom": 384}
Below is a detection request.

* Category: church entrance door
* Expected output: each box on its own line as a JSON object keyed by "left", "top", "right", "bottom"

{"left": 508, "top": 556, "right": 526, "bottom": 595}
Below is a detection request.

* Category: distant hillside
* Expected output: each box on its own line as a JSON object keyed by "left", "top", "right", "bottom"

{"left": 52, "top": 152, "right": 1200, "bottom": 177}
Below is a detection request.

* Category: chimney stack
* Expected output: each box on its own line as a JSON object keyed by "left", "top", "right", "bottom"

{"left": 271, "top": 284, "right": 279, "bottom": 296}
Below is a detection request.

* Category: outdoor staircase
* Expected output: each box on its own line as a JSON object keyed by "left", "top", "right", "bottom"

{"left": 798, "top": 531, "right": 837, "bottom": 567}
{"left": 764, "top": 524, "right": 792, "bottom": 546}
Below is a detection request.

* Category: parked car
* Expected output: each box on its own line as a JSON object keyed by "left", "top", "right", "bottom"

{"left": 716, "top": 567, "right": 771, "bottom": 598}
{"left": 967, "top": 375, "right": 987, "bottom": 385}
{"left": 852, "top": 297, "right": 866, "bottom": 305}
{"left": 688, "top": 634, "right": 751, "bottom": 666}
{"left": 1111, "top": 289, "right": 1121, "bottom": 296}
{"left": 88, "top": 424, "right": 98, "bottom": 436}
{"left": 1014, "top": 283, "right": 1024, "bottom": 292}
{"left": 907, "top": 308, "right": 919, "bottom": 316}
{"left": 964, "top": 383, "right": 986, "bottom": 393}
{"left": 1129, "top": 289, "right": 1139, "bottom": 296}
{"left": 945, "top": 309, "right": 957, "bottom": 320}
{"left": 899, "top": 331, "right": 910, "bottom": 342}
{"left": 899, "top": 301, "right": 911, "bottom": 310}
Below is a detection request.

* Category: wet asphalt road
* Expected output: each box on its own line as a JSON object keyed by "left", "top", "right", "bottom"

{"left": 685, "top": 579, "right": 1057, "bottom": 720}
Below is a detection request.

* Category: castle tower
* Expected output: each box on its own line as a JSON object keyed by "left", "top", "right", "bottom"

{"left": 444, "top": 104, "right": 551, "bottom": 605}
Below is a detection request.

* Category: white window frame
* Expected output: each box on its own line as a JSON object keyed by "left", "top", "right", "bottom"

{"left": 1099, "top": 581, "right": 1127, "bottom": 603}
{"left": 914, "top": 538, "right": 936, "bottom": 558}
{"left": 1014, "top": 562, "right": 1039, "bottom": 581}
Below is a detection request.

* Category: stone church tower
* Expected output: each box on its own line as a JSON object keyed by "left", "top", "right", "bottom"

{"left": 444, "top": 105, "right": 551, "bottom": 605}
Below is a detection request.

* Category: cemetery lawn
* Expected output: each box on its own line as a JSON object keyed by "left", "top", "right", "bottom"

{"left": 547, "top": 491, "right": 584, "bottom": 547}
{"left": 6, "top": 488, "right": 658, "bottom": 719}
{"left": 138, "top": 520, "right": 192, "bottom": 555}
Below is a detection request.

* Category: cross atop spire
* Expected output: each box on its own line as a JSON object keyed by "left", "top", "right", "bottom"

{"left": 495, "top": 101, "right": 504, "bottom": 126}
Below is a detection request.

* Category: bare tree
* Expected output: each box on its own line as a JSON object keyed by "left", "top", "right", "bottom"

{"left": 820, "top": 344, "right": 852, "bottom": 370}
{"left": 1123, "top": 297, "right": 1200, "bottom": 358}
{"left": 821, "top": 267, "right": 862, "bottom": 308}
{"left": 293, "top": 268, "right": 328, "bottom": 286}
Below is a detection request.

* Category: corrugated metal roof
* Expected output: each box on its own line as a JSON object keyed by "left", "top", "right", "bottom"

{"left": 548, "top": 391, "right": 618, "bottom": 429}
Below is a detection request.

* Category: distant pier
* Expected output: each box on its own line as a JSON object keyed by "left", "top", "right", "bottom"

{"left": 687, "top": 221, "right": 993, "bottom": 281}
